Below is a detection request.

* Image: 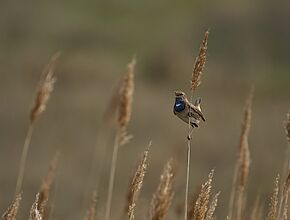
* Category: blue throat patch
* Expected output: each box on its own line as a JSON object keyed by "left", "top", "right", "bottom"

{"left": 174, "top": 98, "right": 185, "bottom": 112}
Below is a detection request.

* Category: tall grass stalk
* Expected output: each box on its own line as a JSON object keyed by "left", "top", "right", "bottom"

{"left": 185, "top": 30, "right": 209, "bottom": 220}
{"left": 229, "top": 87, "right": 254, "bottom": 220}
{"left": 15, "top": 124, "right": 34, "bottom": 195}
{"left": 15, "top": 53, "right": 59, "bottom": 195}
{"left": 105, "top": 58, "right": 135, "bottom": 220}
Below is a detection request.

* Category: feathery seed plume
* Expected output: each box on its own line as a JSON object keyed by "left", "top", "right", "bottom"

{"left": 30, "top": 52, "right": 60, "bottom": 123}
{"left": 127, "top": 144, "right": 150, "bottom": 220}
{"left": 250, "top": 195, "right": 263, "bottom": 220}
{"left": 118, "top": 57, "right": 136, "bottom": 146}
{"left": 267, "top": 175, "right": 280, "bottom": 220}
{"left": 238, "top": 87, "right": 254, "bottom": 188}
{"left": 2, "top": 193, "right": 22, "bottom": 220}
{"left": 37, "top": 153, "right": 59, "bottom": 219}
{"left": 30, "top": 193, "right": 43, "bottom": 220}
{"left": 191, "top": 31, "right": 209, "bottom": 91}
{"left": 205, "top": 192, "right": 220, "bottom": 220}
{"left": 191, "top": 170, "right": 214, "bottom": 220}
{"left": 150, "top": 159, "right": 175, "bottom": 220}
{"left": 85, "top": 191, "right": 97, "bottom": 220}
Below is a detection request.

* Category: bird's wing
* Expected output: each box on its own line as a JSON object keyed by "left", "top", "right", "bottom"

{"left": 188, "top": 102, "right": 206, "bottom": 121}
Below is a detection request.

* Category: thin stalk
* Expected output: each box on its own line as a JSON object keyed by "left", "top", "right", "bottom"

{"left": 185, "top": 91, "right": 194, "bottom": 220}
{"left": 82, "top": 129, "right": 106, "bottom": 216}
{"left": 105, "top": 131, "right": 120, "bottom": 220}
{"left": 15, "top": 123, "right": 34, "bottom": 195}
{"left": 185, "top": 135, "right": 191, "bottom": 220}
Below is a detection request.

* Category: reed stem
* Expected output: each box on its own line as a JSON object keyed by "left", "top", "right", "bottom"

{"left": 185, "top": 136, "right": 191, "bottom": 220}
{"left": 105, "top": 131, "right": 120, "bottom": 220}
{"left": 15, "top": 123, "right": 34, "bottom": 195}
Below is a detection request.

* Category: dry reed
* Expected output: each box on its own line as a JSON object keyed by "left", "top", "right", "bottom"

{"left": 228, "top": 87, "right": 254, "bottom": 220}
{"left": 15, "top": 53, "right": 60, "bottom": 195}
{"left": 266, "top": 175, "right": 280, "bottom": 220}
{"left": 30, "top": 53, "right": 60, "bottom": 123}
{"left": 105, "top": 58, "right": 136, "bottom": 220}
{"left": 205, "top": 192, "right": 220, "bottom": 220}
{"left": 191, "top": 30, "right": 209, "bottom": 91}
{"left": 118, "top": 57, "right": 135, "bottom": 146}
{"left": 149, "top": 159, "right": 175, "bottom": 220}
{"left": 250, "top": 195, "right": 263, "bottom": 220}
{"left": 127, "top": 144, "right": 150, "bottom": 220}
{"left": 85, "top": 191, "right": 97, "bottom": 220}
{"left": 186, "top": 30, "right": 209, "bottom": 220}
{"left": 189, "top": 170, "right": 214, "bottom": 220}
{"left": 281, "top": 170, "right": 290, "bottom": 220}
{"left": 37, "top": 153, "right": 59, "bottom": 220}
{"left": 30, "top": 193, "right": 43, "bottom": 220}
{"left": 2, "top": 193, "right": 22, "bottom": 220}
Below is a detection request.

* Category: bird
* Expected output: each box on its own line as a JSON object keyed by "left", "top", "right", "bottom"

{"left": 173, "top": 91, "right": 205, "bottom": 128}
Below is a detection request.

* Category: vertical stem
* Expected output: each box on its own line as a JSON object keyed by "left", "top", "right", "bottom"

{"left": 185, "top": 94, "right": 194, "bottom": 220}
{"left": 228, "top": 162, "right": 239, "bottom": 219}
{"left": 236, "top": 187, "right": 244, "bottom": 220}
{"left": 81, "top": 129, "right": 106, "bottom": 216}
{"left": 15, "top": 123, "right": 34, "bottom": 195}
{"left": 185, "top": 137, "right": 191, "bottom": 220}
{"left": 105, "top": 132, "right": 120, "bottom": 220}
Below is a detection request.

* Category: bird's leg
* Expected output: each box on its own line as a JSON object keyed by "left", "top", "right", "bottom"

{"left": 187, "top": 127, "right": 194, "bottom": 140}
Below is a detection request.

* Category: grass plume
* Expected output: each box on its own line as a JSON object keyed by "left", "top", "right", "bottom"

{"left": 30, "top": 53, "right": 60, "bottom": 123}
{"left": 205, "top": 192, "right": 220, "bottom": 220}
{"left": 105, "top": 57, "right": 136, "bottom": 220}
{"left": 186, "top": 30, "right": 209, "bottom": 220}
{"left": 37, "top": 153, "right": 59, "bottom": 220}
{"left": 30, "top": 193, "right": 43, "bottom": 220}
{"left": 149, "top": 159, "right": 175, "bottom": 220}
{"left": 266, "top": 175, "right": 280, "bottom": 220}
{"left": 191, "top": 30, "right": 209, "bottom": 91}
{"left": 189, "top": 170, "right": 214, "bottom": 220}
{"left": 85, "top": 191, "right": 97, "bottom": 220}
{"left": 127, "top": 144, "right": 150, "bottom": 220}
{"left": 15, "top": 53, "right": 60, "bottom": 195}
{"left": 118, "top": 57, "right": 136, "bottom": 146}
{"left": 250, "top": 196, "right": 263, "bottom": 220}
{"left": 2, "top": 193, "right": 22, "bottom": 220}
{"left": 228, "top": 87, "right": 254, "bottom": 220}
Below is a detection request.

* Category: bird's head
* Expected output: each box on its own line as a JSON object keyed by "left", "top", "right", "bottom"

{"left": 175, "top": 91, "right": 185, "bottom": 97}
{"left": 174, "top": 91, "right": 186, "bottom": 112}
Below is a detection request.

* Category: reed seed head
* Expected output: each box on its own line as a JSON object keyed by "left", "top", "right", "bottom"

{"left": 128, "top": 144, "right": 150, "bottom": 220}
{"left": 267, "top": 175, "right": 280, "bottom": 220}
{"left": 150, "top": 159, "right": 175, "bottom": 220}
{"left": 37, "top": 153, "right": 59, "bottom": 219}
{"left": 118, "top": 57, "right": 136, "bottom": 145}
{"left": 30, "top": 53, "right": 60, "bottom": 123}
{"left": 2, "top": 193, "right": 22, "bottom": 220}
{"left": 30, "top": 193, "right": 43, "bottom": 220}
{"left": 85, "top": 191, "right": 97, "bottom": 220}
{"left": 205, "top": 192, "right": 220, "bottom": 220}
{"left": 238, "top": 87, "right": 254, "bottom": 188}
{"left": 191, "top": 30, "right": 209, "bottom": 91}
{"left": 191, "top": 169, "right": 214, "bottom": 220}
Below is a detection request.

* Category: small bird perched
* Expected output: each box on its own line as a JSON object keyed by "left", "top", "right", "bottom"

{"left": 173, "top": 91, "right": 205, "bottom": 128}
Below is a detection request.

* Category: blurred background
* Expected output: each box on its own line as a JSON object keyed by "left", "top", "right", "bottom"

{"left": 0, "top": 0, "right": 289, "bottom": 219}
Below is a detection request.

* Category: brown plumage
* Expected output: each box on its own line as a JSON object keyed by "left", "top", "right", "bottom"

{"left": 173, "top": 91, "right": 205, "bottom": 128}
